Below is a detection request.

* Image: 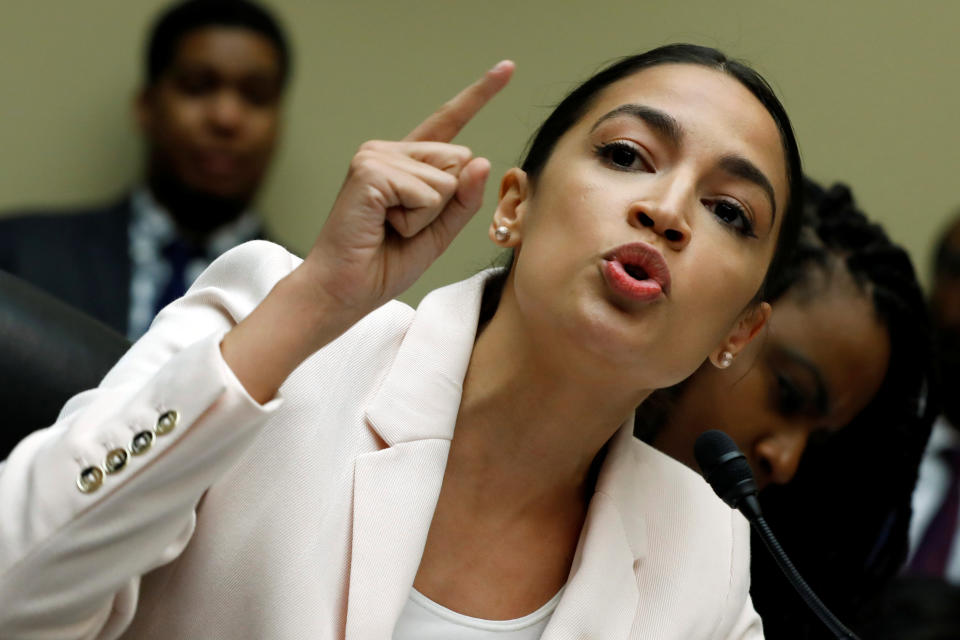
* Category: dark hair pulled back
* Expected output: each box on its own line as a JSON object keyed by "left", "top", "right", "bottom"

{"left": 481, "top": 44, "right": 803, "bottom": 323}
{"left": 521, "top": 43, "right": 803, "bottom": 301}
{"left": 638, "top": 178, "right": 938, "bottom": 637}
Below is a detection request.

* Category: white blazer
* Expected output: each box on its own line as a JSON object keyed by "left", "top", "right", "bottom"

{"left": 0, "top": 241, "right": 762, "bottom": 639}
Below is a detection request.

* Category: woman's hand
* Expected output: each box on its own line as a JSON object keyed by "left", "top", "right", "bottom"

{"left": 221, "top": 61, "right": 514, "bottom": 403}
{"left": 298, "top": 60, "right": 515, "bottom": 318}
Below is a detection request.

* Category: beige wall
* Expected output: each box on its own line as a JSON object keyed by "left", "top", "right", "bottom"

{"left": 2, "top": 0, "right": 958, "bottom": 304}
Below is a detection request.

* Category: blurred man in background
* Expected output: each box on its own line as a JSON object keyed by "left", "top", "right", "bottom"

{"left": 0, "top": 0, "right": 291, "bottom": 338}
{"left": 908, "top": 210, "right": 960, "bottom": 583}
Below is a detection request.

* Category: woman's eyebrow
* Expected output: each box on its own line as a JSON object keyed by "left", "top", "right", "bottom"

{"left": 718, "top": 156, "right": 778, "bottom": 223}
{"left": 589, "top": 104, "right": 683, "bottom": 146}
{"left": 591, "top": 105, "right": 779, "bottom": 223}
{"left": 784, "top": 348, "right": 829, "bottom": 415}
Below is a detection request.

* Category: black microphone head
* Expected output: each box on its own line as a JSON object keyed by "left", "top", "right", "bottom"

{"left": 694, "top": 430, "right": 760, "bottom": 515}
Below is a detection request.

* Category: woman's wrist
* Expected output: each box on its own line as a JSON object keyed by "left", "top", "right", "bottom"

{"left": 220, "top": 266, "right": 368, "bottom": 404}
{"left": 280, "top": 261, "right": 375, "bottom": 351}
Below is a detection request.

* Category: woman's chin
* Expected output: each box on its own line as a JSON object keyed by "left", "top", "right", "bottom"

{"left": 552, "top": 305, "right": 670, "bottom": 383}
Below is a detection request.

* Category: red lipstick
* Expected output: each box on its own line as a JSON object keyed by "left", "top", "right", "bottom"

{"left": 602, "top": 242, "right": 671, "bottom": 302}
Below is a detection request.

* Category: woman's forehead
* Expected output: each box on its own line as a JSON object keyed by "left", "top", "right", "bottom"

{"left": 585, "top": 64, "right": 770, "bottom": 131}
{"left": 771, "top": 283, "right": 889, "bottom": 422}
{"left": 578, "top": 63, "right": 789, "bottom": 212}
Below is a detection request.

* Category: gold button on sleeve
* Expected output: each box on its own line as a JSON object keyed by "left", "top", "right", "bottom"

{"left": 130, "top": 430, "right": 155, "bottom": 455}
{"left": 77, "top": 466, "right": 104, "bottom": 493}
{"left": 156, "top": 410, "right": 179, "bottom": 435}
{"left": 104, "top": 448, "right": 128, "bottom": 474}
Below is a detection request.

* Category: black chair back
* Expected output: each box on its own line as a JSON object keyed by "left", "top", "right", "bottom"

{"left": 0, "top": 270, "right": 130, "bottom": 459}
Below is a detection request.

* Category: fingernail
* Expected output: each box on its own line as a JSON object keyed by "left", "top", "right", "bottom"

{"left": 492, "top": 60, "right": 514, "bottom": 72}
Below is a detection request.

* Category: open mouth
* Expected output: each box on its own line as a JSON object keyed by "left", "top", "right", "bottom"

{"left": 622, "top": 263, "right": 650, "bottom": 281}
{"left": 601, "top": 242, "right": 671, "bottom": 302}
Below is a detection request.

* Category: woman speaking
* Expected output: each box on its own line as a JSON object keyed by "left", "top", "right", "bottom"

{"left": 1, "top": 44, "right": 803, "bottom": 638}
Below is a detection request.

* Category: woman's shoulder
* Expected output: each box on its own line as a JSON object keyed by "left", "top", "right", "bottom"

{"left": 599, "top": 431, "right": 759, "bottom": 636}
{"left": 626, "top": 435, "right": 748, "bottom": 533}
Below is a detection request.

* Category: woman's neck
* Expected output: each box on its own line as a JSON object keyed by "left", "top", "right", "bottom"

{"left": 452, "top": 289, "right": 650, "bottom": 504}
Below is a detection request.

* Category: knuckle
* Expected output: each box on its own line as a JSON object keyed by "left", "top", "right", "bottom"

{"left": 358, "top": 139, "right": 386, "bottom": 153}
{"left": 424, "top": 189, "right": 444, "bottom": 210}
{"left": 392, "top": 216, "right": 417, "bottom": 238}
{"left": 438, "top": 145, "right": 472, "bottom": 173}
{"left": 363, "top": 183, "right": 387, "bottom": 206}
{"left": 389, "top": 218, "right": 407, "bottom": 235}
{"left": 451, "top": 144, "right": 473, "bottom": 160}
{"left": 349, "top": 150, "right": 380, "bottom": 175}
{"left": 435, "top": 172, "right": 458, "bottom": 196}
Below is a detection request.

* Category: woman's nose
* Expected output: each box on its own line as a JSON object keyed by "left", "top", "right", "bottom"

{"left": 629, "top": 198, "right": 691, "bottom": 249}
{"left": 755, "top": 429, "right": 808, "bottom": 486}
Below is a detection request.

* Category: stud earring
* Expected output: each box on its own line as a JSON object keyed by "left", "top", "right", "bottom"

{"left": 718, "top": 351, "right": 734, "bottom": 369}
{"left": 494, "top": 225, "right": 511, "bottom": 242}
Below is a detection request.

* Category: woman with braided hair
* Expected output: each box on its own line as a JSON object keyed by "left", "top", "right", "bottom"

{"left": 636, "top": 177, "right": 938, "bottom": 637}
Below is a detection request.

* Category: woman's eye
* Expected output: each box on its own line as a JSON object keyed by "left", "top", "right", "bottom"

{"left": 707, "top": 199, "right": 756, "bottom": 238}
{"left": 776, "top": 373, "right": 804, "bottom": 416}
{"left": 594, "top": 141, "right": 650, "bottom": 172}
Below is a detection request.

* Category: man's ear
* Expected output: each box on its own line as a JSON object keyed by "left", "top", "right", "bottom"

{"left": 134, "top": 88, "right": 154, "bottom": 135}
{"left": 488, "top": 167, "right": 529, "bottom": 247}
{"left": 709, "top": 302, "right": 771, "bottom": 368}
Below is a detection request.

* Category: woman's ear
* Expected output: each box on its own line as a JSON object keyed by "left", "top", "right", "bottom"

{"left": 709, "top": 302, "right": 771, "bottom": 369}
{"left": 489, "top": 168, "right": 529, "bottom": 247}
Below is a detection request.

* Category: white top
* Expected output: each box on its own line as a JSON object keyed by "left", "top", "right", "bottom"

{"left": 393, "top": 588, "right": 563, "bottom": 639}
{"left": 908, "top": 416, "right": 960, "bottom": 582}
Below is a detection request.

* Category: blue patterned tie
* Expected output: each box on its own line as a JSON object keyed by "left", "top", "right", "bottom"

{"left": 154, "top": 238, "right": 203, "bottom": 316}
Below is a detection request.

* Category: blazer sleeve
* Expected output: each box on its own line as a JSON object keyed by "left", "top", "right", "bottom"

{"left": 0, "top": 240, "right": 299, "bottom": 640}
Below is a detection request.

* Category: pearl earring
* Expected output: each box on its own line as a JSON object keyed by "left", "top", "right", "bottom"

{"left": 718, "top": 351, "right": 734, "bottom": 369}
{"left": 494, "top": 225, "right": 510, "bottom": 242}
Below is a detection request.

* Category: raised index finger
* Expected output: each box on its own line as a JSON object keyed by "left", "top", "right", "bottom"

{"left": 404, "top": 60, "right": 515, "bottom": 143}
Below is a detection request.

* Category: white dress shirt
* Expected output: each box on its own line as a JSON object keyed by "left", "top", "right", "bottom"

{"left": 908, "top": 416, "right": 960, "bottom": 581}
{"left": 126, "top": 187, "right": 262, "bottom": 338}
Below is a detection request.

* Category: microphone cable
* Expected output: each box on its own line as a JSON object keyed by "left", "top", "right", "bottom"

{"left": 694, "top": 429, "right": 860, "bottom": 640}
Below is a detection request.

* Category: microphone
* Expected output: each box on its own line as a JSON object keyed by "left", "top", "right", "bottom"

{"left": 694, "top": 430, "right": 860, "bottom": 640}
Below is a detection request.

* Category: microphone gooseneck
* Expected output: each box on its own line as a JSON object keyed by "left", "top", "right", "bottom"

{"left": 693, "top": 430, "right": 860, "bottom": 640}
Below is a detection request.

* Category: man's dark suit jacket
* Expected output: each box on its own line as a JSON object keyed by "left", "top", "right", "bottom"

{"left": 0, "top": 197, "right": 134, "bottom": 335}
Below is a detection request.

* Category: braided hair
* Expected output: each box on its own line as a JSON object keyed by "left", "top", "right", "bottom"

{"left": 635, "top": 177, "right": 936, "bottom": 636}
{"left": 635, "top": 178, "right": 932, "bottom": 636}
{"left": 748, "top": 179, "right": 938, "bottom": 637}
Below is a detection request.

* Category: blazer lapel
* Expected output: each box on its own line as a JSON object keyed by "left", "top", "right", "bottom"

{"left": 346, "top": 440, "right": 450, "bottom": 639}
{"left": 344, "top": 271, "right": 492, "bottom": 639}
{"left": 543, "top": 423, "right": 646, "bottom": 638}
